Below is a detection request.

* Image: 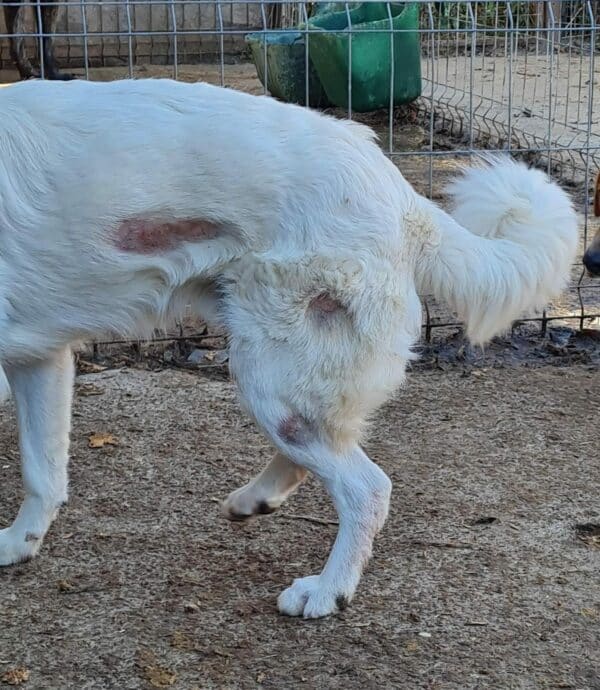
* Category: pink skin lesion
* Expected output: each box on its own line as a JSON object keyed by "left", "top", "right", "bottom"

{"left": 308, "top": 292, "right": 346, "bottom": 322}
{"left": 309, "top": 293, "right": 343, "bottom": 313}
{"left": 278, "top": 415, "right": 313, "bottom": 446}
{"left": 115, "top": 217, "right": 222, "bottom": 253}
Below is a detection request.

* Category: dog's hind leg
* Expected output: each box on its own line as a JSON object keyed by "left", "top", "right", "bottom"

{"left": 229, "top": 350, "right": 391, "bottom": 618}
{"left": 275, "top": 441, "right": 390, "bottom": 618}
{"left": 221, "top": 452, "right": 308, "bottom": 521}
{"left": 220, "top": 254, "right": 410, "bottom": 617}
{"left": 0, "top": 347, "right": 73, "bottom": 565}
{"left": 235, "top": 397, "right": 391, "bottom": 618}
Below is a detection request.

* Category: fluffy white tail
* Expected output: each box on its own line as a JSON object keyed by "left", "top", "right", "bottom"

{"left": 416, "top": 157, "right": 579, "bottom": 345}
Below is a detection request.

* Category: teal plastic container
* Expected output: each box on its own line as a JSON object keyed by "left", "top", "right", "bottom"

{"left": 306, "top": 2, "right": 422, "bottom": 112}
{"left": 245, "top": 31, "right": 330, "bottom": 108}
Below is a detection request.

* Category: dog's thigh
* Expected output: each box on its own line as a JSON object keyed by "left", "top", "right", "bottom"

{"left": 227, "top": 334, "right": 392, "bottom": 618}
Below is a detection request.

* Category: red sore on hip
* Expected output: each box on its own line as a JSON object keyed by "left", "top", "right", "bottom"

{"left": 115, "top": 217, "right": 221, "bottom": 253}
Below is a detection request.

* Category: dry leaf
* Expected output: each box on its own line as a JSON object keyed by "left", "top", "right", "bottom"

{"left": 141, "top": 665, "right": 176, "bottom": 688}
{"left": 170, "top": 631, "right": 193, "bottom": 650}
{"left": 1, "top": 668, "right": 30, "bottom": 685}
{"left": 256, "top": 672, "right": 266, "bottom": 684}
{"left": 76, "top": 383, "right": 105, "bottom": 397}
{"left": 144, "top": 667, "right": 176, "bottom": 688}
{"left": 77, "top": 361, "right": 107, "bottom": 374}
{"left": 88, "top": 433, "right": 118, "bottom": 448}
{"left": 136, "top": 651, "right": 177, "bottom": 688}
{"left": 405, "top": 640, "right": 419, "bottom": 653}
{"left": 57, "top": 580, "right": 74, "bottom": 592}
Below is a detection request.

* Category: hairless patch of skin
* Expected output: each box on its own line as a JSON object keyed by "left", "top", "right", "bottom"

{"left": 115, "top": 218, "right": 222, "bottom": 253}
{"left": 308, "top": 292, "right": 346, "bottom": 323}
{"left": 278, "top": 415, "right": 314, "bottom": 447}
{"left": 309, "top": 292, "right": 344, "bottom": 313}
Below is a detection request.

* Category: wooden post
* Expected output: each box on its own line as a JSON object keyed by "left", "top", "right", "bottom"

{"left": 534, "top": 1, "right": 561, "bottom": 45}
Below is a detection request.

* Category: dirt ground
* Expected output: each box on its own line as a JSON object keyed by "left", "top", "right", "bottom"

{"left": 0, "top": 360, "right": 598, "bottom": 690}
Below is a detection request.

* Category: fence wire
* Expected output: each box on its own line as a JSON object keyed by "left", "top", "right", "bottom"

{"left": 0, "top": 1, "right": 598, "bottom": 353}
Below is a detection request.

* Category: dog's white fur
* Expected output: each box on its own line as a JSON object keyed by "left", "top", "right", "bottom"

{"left": 0, "top": 79, "right": 578, "bottom": 617}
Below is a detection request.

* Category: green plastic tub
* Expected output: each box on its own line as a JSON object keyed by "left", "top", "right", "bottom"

{"left": 306, "top": 2, "right": 422, "bottom": 112}
{"left": 245, "top": 31, "right": 330, "bottom": 108}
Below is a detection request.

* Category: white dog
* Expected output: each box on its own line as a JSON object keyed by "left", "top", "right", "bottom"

{"left": 0, "top": 79, "right": 578, "bottom": 618}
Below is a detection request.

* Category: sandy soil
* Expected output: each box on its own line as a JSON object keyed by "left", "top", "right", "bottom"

{"left": 0, "top": 362, "right": 598, "bottom": 690}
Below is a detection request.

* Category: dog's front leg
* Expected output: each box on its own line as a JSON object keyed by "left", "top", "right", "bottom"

{"left": 0, "top": 347, "right": 73, "bottom": 565}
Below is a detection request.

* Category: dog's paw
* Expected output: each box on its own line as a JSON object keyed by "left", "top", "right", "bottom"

{"left": 221, "top": 486, "right": 280, "bottom": 522}
{"left": 0, "top": 527, "right": 41, "bottom": 566}
{"left": 277, "top": 575, "right": 350, "bottom": 619}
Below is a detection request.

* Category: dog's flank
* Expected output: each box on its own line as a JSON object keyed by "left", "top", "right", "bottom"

{"left": 0, "top": 79, "right": 579, "bottom": 618}
{"left": 1, "top": 0, "right": 72, "bottom": 80}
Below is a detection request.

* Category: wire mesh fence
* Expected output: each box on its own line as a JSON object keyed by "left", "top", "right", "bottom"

{"left": 0, "top": 1, "right": 598, "bottom": 358}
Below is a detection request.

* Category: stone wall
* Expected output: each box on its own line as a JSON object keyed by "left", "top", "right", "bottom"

{"left": 0, "top": 1, "right": 262, "bottom": 68}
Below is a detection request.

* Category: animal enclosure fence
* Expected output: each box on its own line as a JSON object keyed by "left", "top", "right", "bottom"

{"left": 0, "top": 0, "right": 598, "bottom": 353}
